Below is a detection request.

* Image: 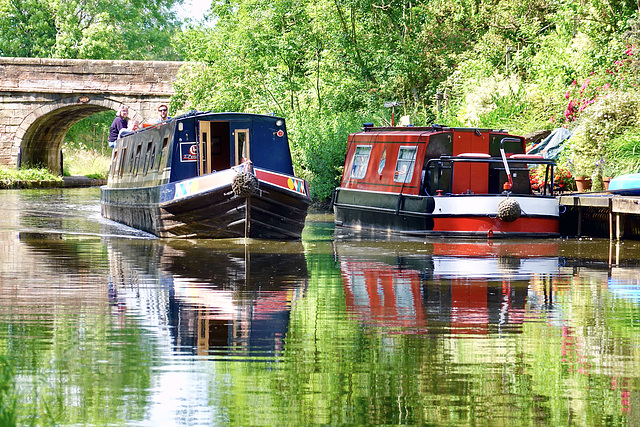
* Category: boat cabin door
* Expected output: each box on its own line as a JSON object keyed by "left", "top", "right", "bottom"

{"left": 233, "top": 125, "right": 250, "bottom": 165}
{"left": 198, "top": 121, "right": 231, "bottom": 175}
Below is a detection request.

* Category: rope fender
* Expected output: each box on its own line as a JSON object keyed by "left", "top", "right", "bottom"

{"left": 497, "top": 198, "right": 521, "bottom": 222}
{"left": 232, "top": 171, "right": 259, "bottom": 197}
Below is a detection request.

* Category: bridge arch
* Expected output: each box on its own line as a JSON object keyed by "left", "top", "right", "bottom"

{"left": 0, "top": 57, "right": 183, "bottom": 174}
{"left": 17, "top": 96, "right": 144, "bottom": 174}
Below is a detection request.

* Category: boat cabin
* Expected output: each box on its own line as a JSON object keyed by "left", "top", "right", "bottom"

{"left": 340, "top": 125, "right": 553, "bottom": 196}
{"left": 107, "top": 112, "right": 294, "bottom": 188}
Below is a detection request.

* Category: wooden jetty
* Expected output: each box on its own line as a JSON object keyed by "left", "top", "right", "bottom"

{"left": 559, "top": 193, "right": 640, "bottom": 240}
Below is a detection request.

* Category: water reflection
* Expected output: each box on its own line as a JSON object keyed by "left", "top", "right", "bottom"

{"left": 106, "top": 238, "right": 308, "bottom": 360}
{"left": 336, "top": 240, "right": 560, "bottom": 335}
{"left": 5, "top": 188, "right": 640, "bottom": 425}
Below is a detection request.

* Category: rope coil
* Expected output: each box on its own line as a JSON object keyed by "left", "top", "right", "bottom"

{"left": 497, "top": 198, "right": 521, "bottom": 222}
{"left": 232, "top": 171, "right": 259, "bottom": 197}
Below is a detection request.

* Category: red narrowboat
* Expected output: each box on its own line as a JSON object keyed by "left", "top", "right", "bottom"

{"left": 332, "top": 124, "right": 559, "bottom": 238}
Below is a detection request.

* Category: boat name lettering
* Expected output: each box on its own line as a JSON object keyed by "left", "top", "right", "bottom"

{"left": 180, "top": 142, "right": 197, "bottom": 162}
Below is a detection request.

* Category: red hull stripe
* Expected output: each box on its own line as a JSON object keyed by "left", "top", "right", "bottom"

{"left": 433, "top": 217, "right": 559, "bottom": 234}
{"left": 255, "top": 168, "right": 309, "bottom": 197}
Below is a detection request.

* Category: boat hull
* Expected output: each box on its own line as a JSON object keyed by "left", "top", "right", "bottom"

{"left": 608, "top": 173, "right": 640, "bottom": 195}
{"left": 333, "top": 188, "right": 559, "bottom": 238}
{"left": 102, "top": 169, "right": 310, "bottom": 239}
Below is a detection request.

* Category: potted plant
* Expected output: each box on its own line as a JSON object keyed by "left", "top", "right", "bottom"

{"left": 595, "top": 156, "right": 614, "bottom": 191}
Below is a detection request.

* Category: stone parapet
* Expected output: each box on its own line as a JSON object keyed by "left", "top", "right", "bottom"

{"left": 0, "top": 57, "right": 184, "bottom": 95}
{"left": 0, "top": 57, "right": 184, "bottom": 172}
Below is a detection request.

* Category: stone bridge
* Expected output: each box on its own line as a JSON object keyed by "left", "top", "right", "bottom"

{"left": 0, "top": 57, "right": 184, "bottom": 174}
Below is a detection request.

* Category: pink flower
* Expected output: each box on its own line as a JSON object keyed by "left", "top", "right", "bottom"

{"left": 565, "top": 90, "right": 570, "bottom": 99}
{"left": 579, "top": 78, "right": 590, "bottom": 94}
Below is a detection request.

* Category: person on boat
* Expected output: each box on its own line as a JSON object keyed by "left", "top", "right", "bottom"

{"left": 118, "top": 120, "right": 139, "bottom": 138}
{"left": 108, "top": 106, "right": 129, "bottom": 147}
{"left": 154, "top": 104, "right": 171, "bottom": 123}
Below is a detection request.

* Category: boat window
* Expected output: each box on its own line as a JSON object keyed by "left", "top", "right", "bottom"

{"left": 235, "top": 129, "right": 250, "bottom": 165}
{"left": 118, "top": 147, "right": 127, "bottom": 178}
{"left": 133, "top": 142, "right": 143, "bottom": 175}
{"left": 128, "top": 145, "right": 136, "bottom": 174}
{"left": 156, "top": 137, "right": 169, "bottom": 171}
{"left": 350, "top": 145, "right": 372, "bottom": 179}
{"left": 143, "top": 140, "right": 153, "bottom": 175}
{"left": 147, "top": 143, "right": 157, "bottom": 175}
{"left": 394, "top": 146, "right": 417, "bottom": 183}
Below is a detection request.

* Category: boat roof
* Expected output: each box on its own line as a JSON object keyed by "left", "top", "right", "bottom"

{"left": 172, "top": 110, "right": 285, "bottom": 122}
{"left": 356, "top": 124, "right": 511, "bottom": 135}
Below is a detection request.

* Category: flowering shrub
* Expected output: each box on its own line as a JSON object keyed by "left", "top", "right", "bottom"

{"left": 563, "top": 45, "right": 636, "bottom": 124}
{"left": 529, "top": 165, "right": 574, "bottom": 192}
{"left": 567, "top": 91, "right": 639, "bottom": 177}
{"left": 554, "top": 166, "right": 574, "bottom": 190}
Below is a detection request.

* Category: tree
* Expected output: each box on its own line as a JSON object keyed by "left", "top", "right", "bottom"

{"left": 0, "top": 0, "right": 184, "bottom": 60}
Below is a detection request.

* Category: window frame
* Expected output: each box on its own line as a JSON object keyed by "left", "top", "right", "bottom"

{"left": 349, "top": 145, "right": 373, "bottom": 180}
{"left": 393, "top": 146, "right": 417, "bottom": 183}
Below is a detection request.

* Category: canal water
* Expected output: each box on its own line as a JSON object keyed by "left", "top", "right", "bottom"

{"left": 1, "top": 188, "right": 640, "bottom": 425}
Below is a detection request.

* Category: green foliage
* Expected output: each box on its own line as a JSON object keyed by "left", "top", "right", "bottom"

{"left": 61, "top": 148, "right": 111, "bottom": 178}
{"left": 0, "top": 357, "right": 16, "bottom": 426}
{"left": 0, "top": 167, "right": 62, "bottom": 181}
{"left": 0, "top": 167, "right": 62, "bottom": 188}
{"left": 63, "top": 111, "right": 112, "bottom": 151}
{"left": 605, "top": 127, "right": 640, "bottom": 175}
{"left": 573, "top": 91, "right": 640, "bottom": 171}
{"left": 0, "top": 0, "right": 183, "bottom": 59}
{"left": 288, "top": 112, "right": 371, "bottom": 200}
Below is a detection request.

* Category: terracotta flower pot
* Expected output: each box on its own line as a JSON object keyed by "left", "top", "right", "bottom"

{"left": 603, "top": 177, "right": 611, "bottom": 191}
{"left": 575, "top": 176, "right": 592, "bottom": 192}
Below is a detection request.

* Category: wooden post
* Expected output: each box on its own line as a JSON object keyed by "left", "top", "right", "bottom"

{"left": 577, "top": 209, "right": 582, "bottom": 237}
{"left": 609, "top": 198, "right": 613, "bottom": 241}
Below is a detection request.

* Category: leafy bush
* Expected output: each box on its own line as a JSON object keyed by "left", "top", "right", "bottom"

{"left": 565, "top": 91, "right": 640, "bottom": 178}
{"left": 288, "top": 112, "right": 369, "bottom": 201}
{"left": 0, "top": 167, "right": 62, "bottom": 182}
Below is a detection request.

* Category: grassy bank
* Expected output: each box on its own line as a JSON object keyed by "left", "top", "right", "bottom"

{"left": 62, "top": 147, "right": 111, "bottom": 179}
{"left": 0, "top": 167, "right": 62, "bottom": 189}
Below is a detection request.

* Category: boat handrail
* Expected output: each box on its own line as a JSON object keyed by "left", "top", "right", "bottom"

{"left": 456, "top": 152, "right": 491, "bottom": 158}
{"left": 509, "top": 154, "right": 545, "bottom": 160}
{"left": 429, "top": 155, "right": 555, "bottom": 166}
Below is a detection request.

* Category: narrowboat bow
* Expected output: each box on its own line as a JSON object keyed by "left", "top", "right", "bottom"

{"left": 101, "top": 112, "right": 311, "bottom": 239}
{"left": 333, "top": 124, "right": 560, "bottom": 238}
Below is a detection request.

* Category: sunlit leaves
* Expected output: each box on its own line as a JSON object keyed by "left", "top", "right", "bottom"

{"left": 0, "top": 0, "right": 183, "bottom": 59}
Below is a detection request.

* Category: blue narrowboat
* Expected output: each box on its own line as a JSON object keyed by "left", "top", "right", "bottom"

{"left": 101, "top": 112, "right": 311, "bottom": 239}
